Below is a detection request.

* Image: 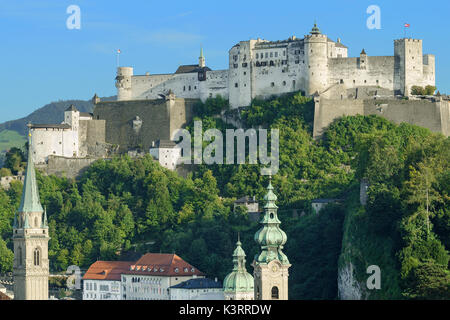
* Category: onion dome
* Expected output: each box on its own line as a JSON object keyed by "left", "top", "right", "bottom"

{"left": 223, "top": 236, "right": 254, "bottom": 293}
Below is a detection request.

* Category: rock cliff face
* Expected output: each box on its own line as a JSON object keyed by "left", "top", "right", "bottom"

{"left": 337, "top": 262, "right": 364, "bottom": 300}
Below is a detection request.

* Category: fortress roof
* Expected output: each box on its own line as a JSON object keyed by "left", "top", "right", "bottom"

{"left": 29, "top": 123, "right": 71, "bottom": 129}
{"left": 65, "top": 104, "right": 78, "bottom": 112}
{"left": 175, "top": 65, "right": 211, "bottom": 74}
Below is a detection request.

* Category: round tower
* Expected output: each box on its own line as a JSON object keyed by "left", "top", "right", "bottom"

{"left": 304, "top": 23, "right": 328, "bottom": 95}
{"left": 115, "top": 67, "right": 133, "bottom": 101}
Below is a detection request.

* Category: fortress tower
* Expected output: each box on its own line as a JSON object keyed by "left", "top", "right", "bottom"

{"left": 305, "top": 23, "right": 329, "bottom": 95}
{"left": 116, "top": 67, "right": 133, "bottom": 101}
{"left": 252, "top": 177, "right": 290, "bottom": 300}
{"left": 394, "top": 38, "right": 435, "bottom": 96}
{"left": 13, "top": 134, "right": 50, "bottom": 300}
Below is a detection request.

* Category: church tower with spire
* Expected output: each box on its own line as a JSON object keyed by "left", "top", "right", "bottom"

{"left": 13, "top": 128, "right": 49, "bottom": 300}
{"left": 223, "top": 234, "right": 254, "bottom": 300}
{"left": 252, "top": 177, "right": 290, "bottom": 300}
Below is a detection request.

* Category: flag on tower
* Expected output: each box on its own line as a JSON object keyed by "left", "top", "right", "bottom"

{"left": 117, "top": 49, "right": 121, "bottom": 54}
{"left": 404, "top": 23, "right": 410, "bottom": 28}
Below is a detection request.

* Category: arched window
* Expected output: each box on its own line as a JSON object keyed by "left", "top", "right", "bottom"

{"left": 33, "top": 248, "right": 41, "bottom": 266}
{"left": 271, "top": 286, "right": 279, "bottom": 299}
{"left": 35, "top": 217, "right": 39, "bottom": 228}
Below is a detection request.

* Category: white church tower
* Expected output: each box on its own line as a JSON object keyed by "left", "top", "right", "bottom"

{"left": 13, "top": 133, "right": 50, "bottom": 300}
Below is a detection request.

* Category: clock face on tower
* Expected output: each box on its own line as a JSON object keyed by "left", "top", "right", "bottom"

{"left": 272, "top": 265, "right": 278, "bottom": 273}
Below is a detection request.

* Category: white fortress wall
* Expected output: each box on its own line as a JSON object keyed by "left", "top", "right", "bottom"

{"left": 31, "top": 128, "right": 78, "bottom": 164}
{"left": 201, "top": 70, "right": 229, "bottom": 101}
{"left": 328, "top": 56, "right": 396, "bottom": 90}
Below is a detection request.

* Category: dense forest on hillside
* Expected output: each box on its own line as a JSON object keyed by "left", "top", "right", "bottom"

{"left": 0, "top": 92, "right": 448, "bottom": 299}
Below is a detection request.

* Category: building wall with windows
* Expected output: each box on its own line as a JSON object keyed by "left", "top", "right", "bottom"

{"left": 83, "top": 279, "right": 121, "bottom": 300}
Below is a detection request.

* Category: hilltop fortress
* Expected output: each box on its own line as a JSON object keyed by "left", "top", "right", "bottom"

{"left": 29, "top": 24, "right": 449, "bottom": 178}
{"left": 115, "top": 23, "right": 435, "bottom": 107}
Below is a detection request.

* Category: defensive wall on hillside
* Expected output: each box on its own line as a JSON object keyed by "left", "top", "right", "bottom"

{"left": 313, "top": 95, "right": 450, "bottom": 138}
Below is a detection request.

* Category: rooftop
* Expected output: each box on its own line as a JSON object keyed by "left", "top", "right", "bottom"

{"left": 82, "top": 261, "right": 134, "bottom": 281}
{"left": 125, "top": 253, "right": 204, "bottom": 277}
{"left": 175, "top": 65, "right": 211, "bottom": 74}
{"left": 170, "top": 278, "right": 222, "bottom": 290}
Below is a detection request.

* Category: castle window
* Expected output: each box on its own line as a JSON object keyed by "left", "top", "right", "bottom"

{"left": 353, "top": 80, "right": 356, "bottom": 84}
{"left": 183, "top": 86, "right": 186, "bottom": 91}
{"left": 283, "top": 81, "right": 286, "bottom": 86}
{"left": 256, "top": 53, "right": 259, "bottom": 59}
{"left": 295, "top": 60, "right": 299, "bottom": 64}
{"left": 271, "top": 82, "right": 275, "bottom": 87}
{"left": 265, "top": 53, "right": 268, "bottom": 58}
{"left": 270, "top": 52, "right": 273, "bottom": 58}
{"left": 283, "top": 51, "right": 286, "bottom": 56}
{"left": 242, "top": 63, "right": 248, "bottom": 67}
{"left": 340, "top": 79, "right": 344, "bottom": 84}
{"left": 194, "top": 86, "right": 197, "bottom": 90}
{"left": 275, "top": 52, "right": 278, "bottom": 57}
{"left": 33, "top": 248, "right": 41, "bottom": 266}
{"left": 235, "top": 83, "right": 238, "bottom": 88}
{"left": 271, "top": 286, "right": 279, "bottom": 299}
{"left": 244, "top": 72, "right": 246, "bottom": 75}
{"left": 364, "top": 80, "right": 367, "bottom": 83}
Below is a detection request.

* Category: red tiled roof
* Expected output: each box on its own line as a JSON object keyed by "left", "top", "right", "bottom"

{"left": 0, "top": 291, "right": 12, "bottom": 300}
{"left": 82, "top": 261, "right": 134, "bottom": 281}
{"left": 124, "top": 253, "right": 204, "bottom": 277}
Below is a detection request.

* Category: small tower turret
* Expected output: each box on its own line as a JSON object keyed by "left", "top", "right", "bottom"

{"left": 359, "top": 49, "right": 367, "bottom": 70}
{"left": 199, "top": 47, "right": 205, "bottom": 68}
{"left": 116, "top": 67, "right": 133, "bottom": 101}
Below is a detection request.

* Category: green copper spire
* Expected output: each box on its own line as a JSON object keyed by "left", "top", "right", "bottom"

{"left": 254, "top": 176, "right": 289, "bottom": 265}
{"left": 18, "top": 127, "right": 44, "bottom": 214}
{"left": 223, "top": 234, "right": 254, "bottom": 293}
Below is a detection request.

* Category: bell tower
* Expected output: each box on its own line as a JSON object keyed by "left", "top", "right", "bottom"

{"left": 13, "top": 132, "right": 50, "bottom": 300}
{"left": 252, "top": 176, "right": 290, "bottom": 300}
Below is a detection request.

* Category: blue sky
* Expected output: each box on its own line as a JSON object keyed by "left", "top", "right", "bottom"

{"left": 0, "top": 0, "right": 449, "bottom": 122}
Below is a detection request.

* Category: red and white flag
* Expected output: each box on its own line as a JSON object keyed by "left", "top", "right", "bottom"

{"left": 117, "top": 49, "right": 121, "bottom": 54}
{"left": 404, "top": 23, "right": 410, "bottom": 28}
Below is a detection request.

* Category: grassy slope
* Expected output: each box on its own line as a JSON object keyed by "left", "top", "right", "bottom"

{"left": 0, "top": 129, "right": 26, "bottom": 153}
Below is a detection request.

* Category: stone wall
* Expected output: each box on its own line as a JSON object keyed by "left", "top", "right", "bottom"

{"left": 93, "top": 98, "right": 196, "bottom": 153}
{"left": 313, "top": 97, "right": 450, "bottom": 138}
{"left": 37, "top": 156, "right": 99, "bottom": 179}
